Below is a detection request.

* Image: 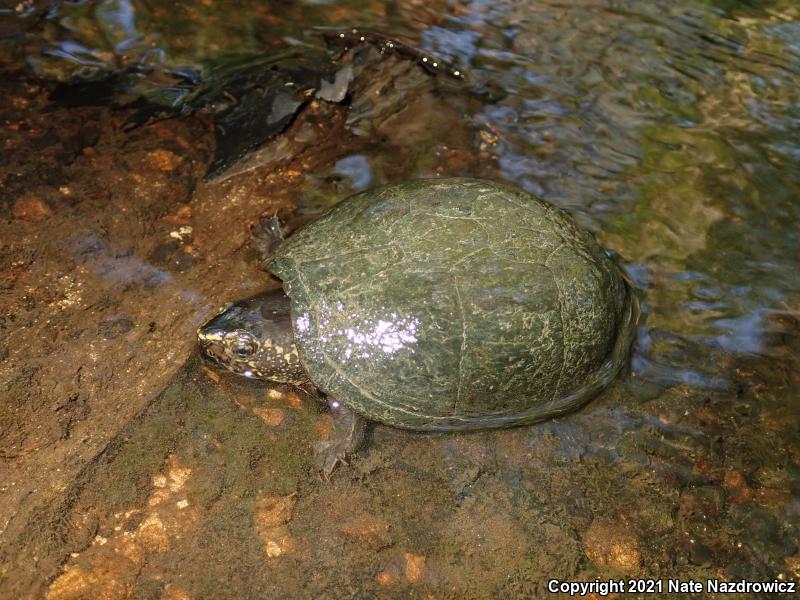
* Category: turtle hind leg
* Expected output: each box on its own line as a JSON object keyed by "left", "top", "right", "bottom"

{"left": 251, "top": 215, "right": 287, "bottom": 262}
{"left": 313, "top": 399, "right": 367, "bottom": 479}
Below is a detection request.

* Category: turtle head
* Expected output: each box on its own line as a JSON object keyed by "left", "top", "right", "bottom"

{"left": 197, "top": 290, "right": 307, "bottom": 385}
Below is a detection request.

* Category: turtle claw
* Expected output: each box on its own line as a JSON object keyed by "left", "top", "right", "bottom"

{"left": 313, "top": 439, "right": 351, "bottom": 480}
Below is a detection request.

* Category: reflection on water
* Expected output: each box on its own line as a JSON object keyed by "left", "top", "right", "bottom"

{"left": 421, "top": 0, "right": 800, "bottom": 393}
{"left": 17, "top": 0, "right": 793, "bottom": 416}
{"left": 9, "top": 0, "right": 799, "bottom": 483}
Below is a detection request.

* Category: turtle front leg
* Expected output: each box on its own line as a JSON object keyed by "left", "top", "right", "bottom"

{"left": 250, "top": 215, "right": 287, "bottom": 262}
{"left": 314, "top": 398, "right": 367, "bottom": 479}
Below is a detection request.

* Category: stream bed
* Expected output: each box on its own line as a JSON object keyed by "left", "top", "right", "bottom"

{"left": 0, "top": 1, "right": 799, "bottom": 598}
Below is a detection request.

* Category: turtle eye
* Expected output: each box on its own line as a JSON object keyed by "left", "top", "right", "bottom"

{"left": 228, "top": 333, "right": 257, "bottom": 358}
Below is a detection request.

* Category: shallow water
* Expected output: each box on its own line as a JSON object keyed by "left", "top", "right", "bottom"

{"left": 17, "top": 0, "right": 798, "bottom": 380}
{"left": 1, "top": 1, "right": 799, "bottom": 598}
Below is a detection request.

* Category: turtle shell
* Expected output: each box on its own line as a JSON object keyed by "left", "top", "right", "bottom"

{"left": 266, "top": 178, "right": 638, "bottom": 431}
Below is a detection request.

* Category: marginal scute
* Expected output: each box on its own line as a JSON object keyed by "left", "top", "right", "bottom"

{"left": 267, "top": 178, "right": 639, "bottom": 431}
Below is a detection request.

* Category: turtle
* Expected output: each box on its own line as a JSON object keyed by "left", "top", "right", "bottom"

{"left": 197, "top": 178, "right": 639, "bottom": 476}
